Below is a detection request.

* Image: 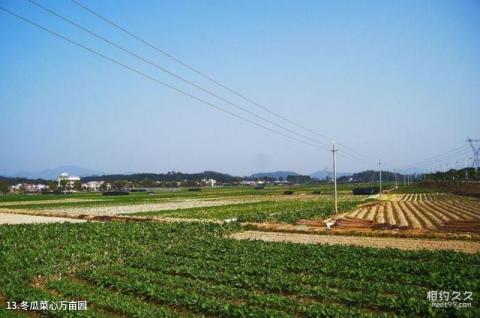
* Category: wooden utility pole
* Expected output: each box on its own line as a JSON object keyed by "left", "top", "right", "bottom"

{"left": 378, "top": 161, "right": 382, "bottom": 197}
{"left": 331, "top": 142, "right": 338, "bottom": 214}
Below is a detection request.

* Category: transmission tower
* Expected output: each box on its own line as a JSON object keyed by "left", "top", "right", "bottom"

{"left": 466, "top": 138, "right": 480, "bottom": 172}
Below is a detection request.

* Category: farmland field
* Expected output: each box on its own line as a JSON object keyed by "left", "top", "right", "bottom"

{"left": 129, "top": 195, "right": 361, "bottom": 223}
{"left": 0, "top": 184, "right": 479, "bottom": 317}
{"left": 0, "top": 222, "right": 479, "bottom": 317}
{"left": 0, "top": 185, "right": 366, "bottom": 223}
{"left": 399, "top": 193, "right": 459, "bottom": 201}
{"left": 343, "top": 193, "right": 480, "bottom": 231}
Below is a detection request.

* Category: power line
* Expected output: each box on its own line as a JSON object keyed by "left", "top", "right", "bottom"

{"left": 28, "top": 0, "right": 332, "bottom": 150}
{"left": 394, "top": 144, "right": 469, "bottom": 170}
{"left": 404, "top": 145, "right": 470, "bottom": 170}
{"left": 421, "top": 150, "right": 470, "bottom": 172}
{"left": 0, "top": 5, "right": 330, "bottom": 152}
{"left": 27, "top": 0, "right": 373, "bottom": 167}
{"left": 70, "top": 0, "right": 372, "bottom": 163}
{"left": 5, "top": 2, "right": 396, "bottom": 171}
{"left": 379, "top": 145, "right": 470, "bottom": 177}
{"left": 397, "top": 147, "right": 471, "bottom": 176}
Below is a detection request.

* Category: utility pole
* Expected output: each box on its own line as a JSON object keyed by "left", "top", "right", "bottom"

{"left": 403, "top": 174, "right": 406, "bottom": 187}
{"left": 394, "top": 168, "right": 398, "bottom": 189}
{"left": 331, "top": 141, "right": 338, "bottom": 214}
{"left": 378, "top": 161, "right": 382, "bottom": 197}
{"left": 465, "top": 158, "right": 468, "bottom": 180}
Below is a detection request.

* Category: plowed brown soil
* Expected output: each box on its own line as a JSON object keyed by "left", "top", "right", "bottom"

{"left": 230, "top": 230, "right": 480, "bottom": 254}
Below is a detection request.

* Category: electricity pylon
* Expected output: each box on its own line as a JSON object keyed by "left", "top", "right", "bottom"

{"left": 466, "top": 138, "right": 480, "bottom": 172}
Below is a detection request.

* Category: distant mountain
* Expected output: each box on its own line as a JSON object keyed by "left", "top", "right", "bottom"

{"left": 11, "top": 165, "right": 104, "bottom": 180}
{"left": 309, "top": 169, "right": 351, "bottom": 180}
{"left": 0, "top": 170, "right": 240, "bottom": 184}
{"left": 82, "top": 171, "right": 240, "bottom": 183}
{"left": 249, "top": 171, "right": 299, "bottom": 180}
{"left": 250, "top": 170, "right": 353, "bottom": 181}
{"left": 0, "top": 176, "right": 49, "bottom": 184}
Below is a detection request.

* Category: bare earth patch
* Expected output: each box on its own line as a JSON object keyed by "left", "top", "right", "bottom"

{"left": 0, "top": 198, "right": 260, "bottom": 217}
{"left": 52, "top": 198, "right": 260, "bottom": 215}
{"left": 342, "top": 195, "right": 480, "bottom": 231}
{"left": 0, "top": 213, "right": 86, "bottom": 225}
{"left": 230, "top": 230, "right": 480, "bottom": 254}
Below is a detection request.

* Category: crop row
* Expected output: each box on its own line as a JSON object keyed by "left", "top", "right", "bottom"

{"left": 346, "top": 199, "right": 480, "bottom": 230}
{"left": 132, "top": 197, "right": 361, "bottom": 223}
{"left": 127, "top": 246, "right": 477, "bottom": 293}
{"left": 78, "top": 265, "right": 384, "bottom": 318}
{"left": 95, "top": 264, "right": 416, "bottom": 314}
{"left": 401, "top": 193, "right": 453, "bottom": 201}
{"left": 47, "top": 278, "right": 179, "bottom": 318}
{"left": 0, "top": 222, "right": 478, "bottom": 317}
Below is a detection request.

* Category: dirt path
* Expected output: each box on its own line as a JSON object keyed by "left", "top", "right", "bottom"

{"left": 77, "top": 198, "right": 256, "bottom": 215}
{"left": 0, "top": 198, "right": 109, "bottom": 206}
{"left": 230, "top": 230, "right": 480, "bottom": 254}
{"left": 0, "top": 213, "right": 87, "bottom": 225}
{"left": 0, "top": 198, "right": 259, "bottom": 216}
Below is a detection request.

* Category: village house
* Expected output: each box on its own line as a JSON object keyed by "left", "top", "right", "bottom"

{"left": 82, "top": 181, "right": 104, "bottom": 192}
{"left": 9, "top": 183, "right": 48, "bottom": 193}
{"left": 201, "top": 178, "right": 217, "bottom": 187}
{"left": 57, "top": 172, "right": 81, "bottom": 190}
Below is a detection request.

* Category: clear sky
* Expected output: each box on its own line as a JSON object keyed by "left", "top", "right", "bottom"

{"left": 1, "top": 0, "right": 479, "bottom": 176}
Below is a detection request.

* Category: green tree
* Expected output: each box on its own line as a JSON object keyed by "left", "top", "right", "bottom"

{"left": 113, "top": 180, "right": 128, "bottom": 191}
{"left": 141, "top": 178, "right": 154, "bottom": 188}
{"left": 0, "top": 181, "right": 9, "bottom": 194}
{"left": 99, "top": 182, "right": 109, "bottom": 192}
{"left": 47, "top": 181, "right": 57, "bottom": 192}
{"left": 73, "top": 180, "right": 82, "bottom": 191}
{"left": 59, "top": 179, "right": 68, "bottom": 193}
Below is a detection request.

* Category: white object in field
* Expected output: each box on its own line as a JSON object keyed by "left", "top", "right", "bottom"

{"left": 224, "top": 217, "right": 238, "bottom": 223}
{"left": 325, "top": 219, "right": 337, "bottom": 229}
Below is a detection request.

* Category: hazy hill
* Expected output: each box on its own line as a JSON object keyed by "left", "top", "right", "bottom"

{"left": 11, "top": 165, "right": 103, "bottom": 180}
{"left": 82, "top": 171, "right": 240, "bottom": 183}
{"left": 310, "top": 169, "right": 351, "bottom": 180}
{"left": 249, "top": 171, "right": 299, "bottom": 180}
{"left": 0, "top": 176, "right": 49, "bottom": 185}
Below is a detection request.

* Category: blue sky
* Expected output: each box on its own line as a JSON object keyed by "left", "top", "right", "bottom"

{"left": 0, "top": 0, "right": 479, "bottom": 176}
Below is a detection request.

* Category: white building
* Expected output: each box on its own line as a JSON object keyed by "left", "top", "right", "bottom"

{"left": 240, "top": 180, "right": 256, "bottom": 186}
{"left": 202, "top": 178, "right": 217, "bottom": 187}
{"left": 58, "top": 172, "right": 81, "bottom": 190}
{"left": 82, "top": 181, "right": 104, "bottom": 192}
{"left": 9, "top": 183, "right": 48, "bottom": 193}
{"left": 34, "top": 184, "right": 48, "bottom": 192}
{"left": 9, "top": 184, "right": 23, "bottom": 192}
